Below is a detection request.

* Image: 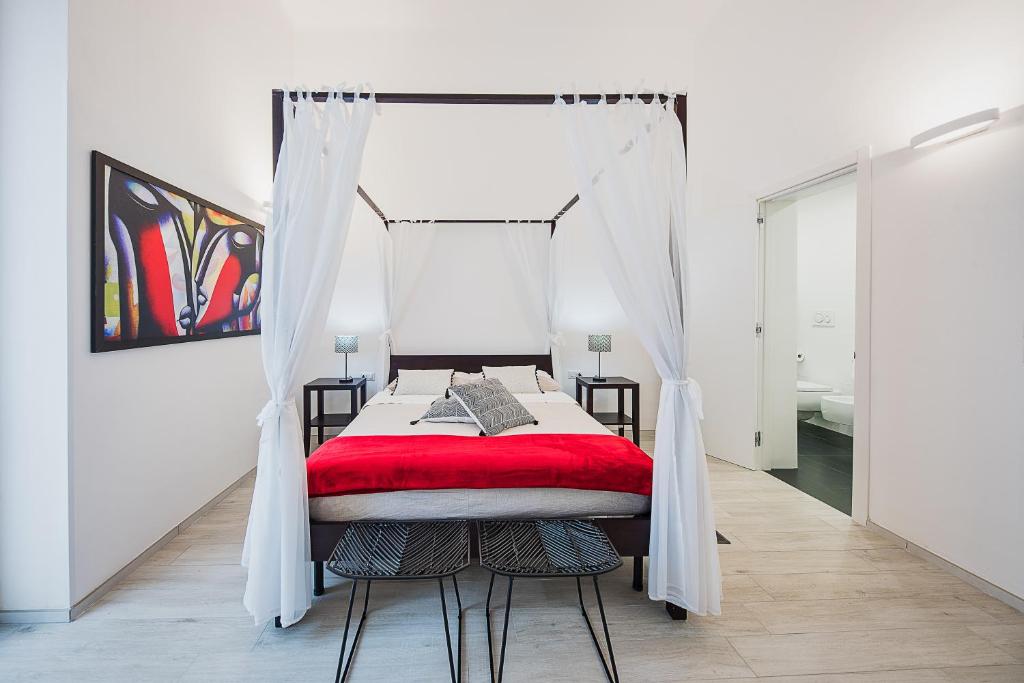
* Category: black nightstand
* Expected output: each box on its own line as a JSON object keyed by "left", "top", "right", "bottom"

{"left": 303, "top": 377, "right": 367, "bottom": 456}
{"left": 576, "top": 375, "right": 640, "bottom": 446}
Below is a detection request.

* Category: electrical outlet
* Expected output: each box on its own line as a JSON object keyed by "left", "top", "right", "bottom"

{"left": 362, "top": 372, "right": 376, "bottom": 381}
{"left": 812, "top": 310, "right": 835, "bottom": 328}
{"left": 567, "top": 370, "right": 580, "bottom": 380}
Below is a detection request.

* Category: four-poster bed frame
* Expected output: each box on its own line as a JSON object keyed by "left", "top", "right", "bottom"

{"left": 271, "top": 90, "right": 686, "bottom": 232}
{"left": 271, "top": 90, "right": 693, "bottom": 621}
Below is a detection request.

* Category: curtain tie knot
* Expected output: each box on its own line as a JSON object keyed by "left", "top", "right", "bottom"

{"left": 257, "top": 397, "right": 296, "bottom": 427}
{"left": 548, "top": 331, "right": 564, "bottom": 347}
{"left": 662, "top": 378, "right": 703, "bottom": 420}
{"left": 378, "top": 329, "right": 393, "bottom": 345}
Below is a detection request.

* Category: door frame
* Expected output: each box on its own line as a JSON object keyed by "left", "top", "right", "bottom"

{"left": 753, "top": 147, "right": 872, "bottom": 523}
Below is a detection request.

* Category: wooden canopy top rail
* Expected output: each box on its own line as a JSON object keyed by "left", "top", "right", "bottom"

{"left": 270, "top": 90, "right": 687, "bottom": 233}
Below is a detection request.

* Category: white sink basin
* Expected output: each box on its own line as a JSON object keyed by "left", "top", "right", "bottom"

{"left": 820, "top": 395, "right": 854, "bottom": 426}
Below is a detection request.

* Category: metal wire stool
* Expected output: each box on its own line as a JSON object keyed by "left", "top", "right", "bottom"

{"left": 478, "top": 519, "right": 623, "bottom": 683}
{"left": 327, "top": 520, "right": 470, "bottom": 683}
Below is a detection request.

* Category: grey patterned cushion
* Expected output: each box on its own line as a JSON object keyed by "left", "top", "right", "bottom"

{"left": 448, "top": 378, "right": 538, "bottom": 436}
{"left": 413, "top": 396, "right": 476, "bottom": 424}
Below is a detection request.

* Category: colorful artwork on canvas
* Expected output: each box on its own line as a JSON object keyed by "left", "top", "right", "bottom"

{"left": 91, "top": 152, "right": 263, "bottom": 351}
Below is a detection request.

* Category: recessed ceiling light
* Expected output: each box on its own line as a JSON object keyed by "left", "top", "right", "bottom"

{"left": 910, "top": 108, "right": 1000, "bottom": 149}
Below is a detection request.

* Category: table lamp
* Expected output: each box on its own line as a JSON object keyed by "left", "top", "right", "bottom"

{"left": 334, "top": 335, "right": 358, "bottom": 383}
{"left": 588, "top": 334, "right": 611, "bottom": 382}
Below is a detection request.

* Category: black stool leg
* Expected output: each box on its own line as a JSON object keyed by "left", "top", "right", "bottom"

{"left": 485, "top": 573, "right": 496, "bottom": 683}
{"left": 575, "top": 578, "right": 615, "bottom": 682}
{"left": 632, "top": 556, "right": 643, "bottom": 592}
{"left": 335, "top": 580, "right": 372, "bottom": 683}
{"left": 452, "top": 576, "right": 463, "bottom": 683}
{"left": 438, "top": 577, "right": 457, "bottom": 683}
{"left": 496, "top": 577, "right": 514, "bottom": 683}
{"left": 592, "top": 577, "right": 620, "bottom": 683}
{"left": 334, "top": 580, "right": 358, "bottom": 683}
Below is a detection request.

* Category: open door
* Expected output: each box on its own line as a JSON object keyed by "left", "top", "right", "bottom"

{"left": 758, "top": 199, "right": 799, "bottom": 470}
{"left": 756, "top": 167, "right": 861, "bottom": 516}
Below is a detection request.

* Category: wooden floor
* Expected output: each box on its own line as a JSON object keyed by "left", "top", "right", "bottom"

{"left": 2, "top": 434, "right": 1022, "bottom": 682}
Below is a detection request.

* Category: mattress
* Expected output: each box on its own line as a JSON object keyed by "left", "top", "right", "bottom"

{"left": 308, "top": 390, "right": 652, "bottom": 522}
{"left": 309, "top": 487, "right": 650, "bottom": 521}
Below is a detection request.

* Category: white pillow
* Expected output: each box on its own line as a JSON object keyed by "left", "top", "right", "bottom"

{"left": 482, "top": 365, "right": 541, "bottom": 394}
{"left": 452, "top": 371, "right": 484, "bottom": 386}
{"left": 393, "top": 369, "right": 454, "bottom": 395}
{"left": 536, "top": 370, "right": 561, "bottom": 392}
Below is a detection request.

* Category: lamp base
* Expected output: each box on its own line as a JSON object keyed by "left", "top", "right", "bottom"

{"left": 591, "top": 376, "right": 607, "bottom": 382}
{"left": 338, "top": 377, "right": 355, "bottom": 383}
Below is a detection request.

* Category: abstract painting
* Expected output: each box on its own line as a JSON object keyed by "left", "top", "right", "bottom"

{"left": 91, "top": 152, "right": 264, "bottom": 352}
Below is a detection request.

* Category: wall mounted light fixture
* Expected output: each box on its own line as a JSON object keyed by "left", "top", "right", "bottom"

{"left": 910, "top": 108, "right": 1000, "bottom": 149}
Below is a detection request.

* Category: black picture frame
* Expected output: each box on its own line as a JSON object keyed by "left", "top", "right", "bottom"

{"left": 91, "top": 151, "right": 264, "bottom": 352}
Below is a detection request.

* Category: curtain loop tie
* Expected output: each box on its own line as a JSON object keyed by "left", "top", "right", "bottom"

{"left": 379, "top": 329, "right": 393, "bottom": 347}
{"left": 548, "top": 331, "right": 564, "bottom": 347}
{"left": 662, "top": 378, "right": 703, "bottom": 420}
{"left": 256, "top": 397, "right": 296, "bottom": 427}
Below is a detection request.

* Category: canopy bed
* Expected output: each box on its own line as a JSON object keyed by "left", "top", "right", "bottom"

{"left": 243, "top": 87, "right": 720, "bottom": 630}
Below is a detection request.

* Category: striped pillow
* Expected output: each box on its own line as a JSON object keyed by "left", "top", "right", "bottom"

{"left": 448, "top": 378, "right": 538, "bottom": 436}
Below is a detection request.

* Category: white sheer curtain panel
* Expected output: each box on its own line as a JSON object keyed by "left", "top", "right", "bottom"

{"left": 500, "top": 224, "right": 564, "bottom": 378}
{"left": 559, "top": 95, "right": 721, "bottom": 615}
{"left": 374, "top": 225, "right": 394, "bottom": 388}
{"left": 377, "top": 223, "right": 437, "bottom": 382}
{"left": 242, "top": 89, "right": 374, "bottom": 627}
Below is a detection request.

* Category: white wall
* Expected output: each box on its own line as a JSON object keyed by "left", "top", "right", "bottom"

{"left": 686, "top": 0, "right": 1024, "bottom": 468}
{"left": 683, "top": 0, "right": 1024, "bottom": 595}
{"left": 306, "top": 207, "right": 664, "bottom": 429}
{"left": 869, "top": 108, "right": 1024, "bottom": 600}
{"left": 395, "top": 224, "right": 550, "bottom": 354}
{"left": 65, "top": 0, "right": 290, "bottom": 603}
{"left": 796, "top": 180, "right": 856, "bottom": 395}
{"left": 0, "top": 0, "right": 71, "bottom": 615}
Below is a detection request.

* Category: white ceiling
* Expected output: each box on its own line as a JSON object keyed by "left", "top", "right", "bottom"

{"left": 277, "top": 0, "right": 710, "bottom": 33}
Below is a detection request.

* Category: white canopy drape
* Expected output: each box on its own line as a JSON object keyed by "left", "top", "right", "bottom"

{"left": 376, "top": 223, "right": 438, "bottom": 385}
{"left": 501, "top": 224, "right": 564, "bottom": 380}
{"left": 242, "top": 90, "right": 374, "bottom": 627}
{"left": 559, "top": 95, "right": 721, "bottom": 615}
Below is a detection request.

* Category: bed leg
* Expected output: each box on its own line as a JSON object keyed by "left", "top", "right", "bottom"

{"left": 632, "top": 556, "right": 643, "bottom": 592}
{"left": 665, "top": 602, "right": 687, "bottom": 621}
{"left": 274, "top": 616, "right": 282, "bottom": 628}
{"left": 314, "top": 561, "right": 325, "bottom": 596}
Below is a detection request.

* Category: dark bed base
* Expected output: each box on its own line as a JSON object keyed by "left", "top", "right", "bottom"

{"left": 309, "top": 515, "right": 688, "bottom": 621}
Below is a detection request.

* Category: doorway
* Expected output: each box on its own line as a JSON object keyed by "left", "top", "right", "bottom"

{"left": 756, "top": 168, "right": 859, "bottom": 515}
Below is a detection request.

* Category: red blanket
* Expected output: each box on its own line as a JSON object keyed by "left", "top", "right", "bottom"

{"left": 307, "top": 434, "right": 653, "bottom": 498}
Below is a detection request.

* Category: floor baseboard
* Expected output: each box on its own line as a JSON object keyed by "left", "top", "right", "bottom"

{"left": 0, "top": 608, "right": 72, "bottom": 624}
{"left": 866, "top": 520, "right": 1023, "bottom": 613}
{"left": 61, "top": 467, "right": 254, "bottom": 623}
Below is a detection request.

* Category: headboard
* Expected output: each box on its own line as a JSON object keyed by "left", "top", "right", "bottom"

{"left": 388, "top": 354, "right": 553, "bottom": 383}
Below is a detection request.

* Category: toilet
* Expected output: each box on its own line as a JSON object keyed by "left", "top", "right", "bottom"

{"left": 797, "top": 380, "right": 833, "bottom": 420}
{"left": 821, "top": 395, "right": 854, "bottom": 426}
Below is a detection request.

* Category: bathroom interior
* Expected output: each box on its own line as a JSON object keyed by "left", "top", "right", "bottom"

{"left": 762, "top": 173, "right": 856, "bottom": 515}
